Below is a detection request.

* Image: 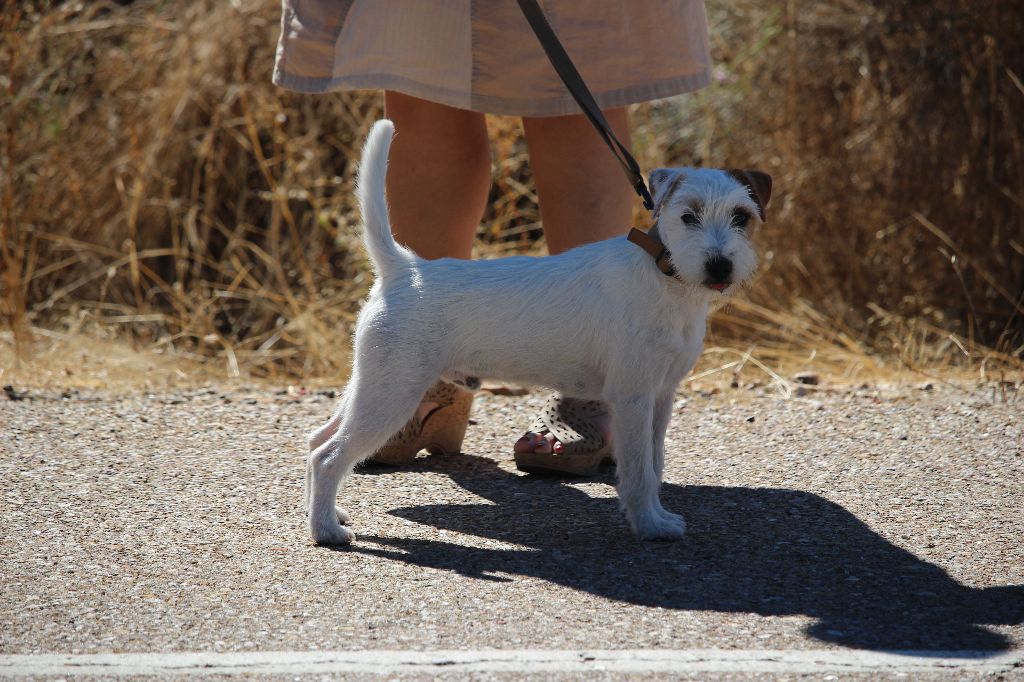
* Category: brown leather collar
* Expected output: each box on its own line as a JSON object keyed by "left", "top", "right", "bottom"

{"left": 627, "top": 228, "right": 678, "bottom": 277}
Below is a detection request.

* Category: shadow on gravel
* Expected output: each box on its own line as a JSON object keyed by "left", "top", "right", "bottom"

{"left": 352, "top": 454, "right": 1024, "bottom": 653}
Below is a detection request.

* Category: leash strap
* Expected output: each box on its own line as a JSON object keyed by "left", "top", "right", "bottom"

{"left": 517, "top": 0, "right": 655, "bottom": 210}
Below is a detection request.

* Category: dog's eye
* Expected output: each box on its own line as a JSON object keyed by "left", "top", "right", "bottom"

{"left": 681, "top": 212, "right": 699, "bottom": 227}
{"left": 732, "top": 210, "right": 751, "bottom": 229}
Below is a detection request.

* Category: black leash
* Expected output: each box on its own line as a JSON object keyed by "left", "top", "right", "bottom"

{"left": 516, "top": 0, "right": 655, "bottom": 211}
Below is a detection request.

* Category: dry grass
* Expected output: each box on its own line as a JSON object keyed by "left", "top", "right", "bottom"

{"left": 1, "top": 0, "right": 1022, "bottom": 384}
{"left": 684, "top": 0, "right": 1024, "bottom": 359}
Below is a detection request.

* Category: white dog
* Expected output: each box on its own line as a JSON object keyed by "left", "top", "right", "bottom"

{"left": 306, "top": 120, "right": 771, "bottom": 545}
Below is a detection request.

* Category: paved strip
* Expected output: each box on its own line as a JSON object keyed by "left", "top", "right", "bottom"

{"left": 1, "top": 649, "right": 1021, "bottom": 676}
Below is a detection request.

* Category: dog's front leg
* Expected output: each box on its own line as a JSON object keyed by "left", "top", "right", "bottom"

{"left": 609, "top": 392, "right": 686, "bottom": 541}
{"left": 651, "top": 389, "right": 675, "bottom": 480}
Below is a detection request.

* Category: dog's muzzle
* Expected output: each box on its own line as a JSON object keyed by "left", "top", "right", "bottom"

{"left": 704, "top": 256, "right": 733, "bottom": 290}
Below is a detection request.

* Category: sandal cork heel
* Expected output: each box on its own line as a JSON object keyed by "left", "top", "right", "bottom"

{"left": 371, "top": 381, "right": 474, "bottom": 466}
{"left": 513, "top": 448, "right": 609, "bottom": 476}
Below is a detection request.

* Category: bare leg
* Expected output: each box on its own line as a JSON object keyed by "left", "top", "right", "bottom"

{"left": 383, "top": 91, "right": 491, "bottom": 260}
{"left": 522, "top": 107, "right": 633, "bottom": 254}
{"left": 334, "top": 93, "right": 487, "bottom": 471}
{"left": 515, "top": 108, "right": 633, "bottom": 455}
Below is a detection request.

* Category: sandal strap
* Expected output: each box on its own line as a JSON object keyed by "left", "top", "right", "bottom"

{"left": 530, "top": 395, "right": 607, "bottom": 455}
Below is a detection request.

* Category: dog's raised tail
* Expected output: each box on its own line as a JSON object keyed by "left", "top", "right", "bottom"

{"left": 358, "top": 119, "right": 412, "bottom": 278}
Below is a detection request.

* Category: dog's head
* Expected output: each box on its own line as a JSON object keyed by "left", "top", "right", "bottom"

{"left": 647, "top": 167, "right": 771, "bottom": 296}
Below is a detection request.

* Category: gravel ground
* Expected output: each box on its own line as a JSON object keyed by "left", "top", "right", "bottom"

{"left": 1, "top": 380, "right": 1022, "bottom": 672}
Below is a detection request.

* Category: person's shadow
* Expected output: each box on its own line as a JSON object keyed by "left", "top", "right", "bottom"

{"left": 350, "top": 454, "right": 1023, "bottom": 653}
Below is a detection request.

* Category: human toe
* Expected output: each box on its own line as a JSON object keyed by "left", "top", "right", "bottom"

{"left": 513, "top": 431, "right": 554, "bottom": 454}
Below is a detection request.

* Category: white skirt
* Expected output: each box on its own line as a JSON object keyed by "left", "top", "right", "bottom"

{"left": 273, "top": 0, "right": 712, "bottom": 116}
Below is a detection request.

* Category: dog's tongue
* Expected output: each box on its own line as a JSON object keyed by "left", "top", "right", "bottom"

{"left": 707, "top": 282, "right": 729, "bottom": 291}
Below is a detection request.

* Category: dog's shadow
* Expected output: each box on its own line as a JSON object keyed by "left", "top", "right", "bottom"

{"left": 351, "top": 454, "right": 1023, "bottom": 653}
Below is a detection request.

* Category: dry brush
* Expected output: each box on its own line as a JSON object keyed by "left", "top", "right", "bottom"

{"left": 2, "top": 0, "right": 1021, "bottom": 379}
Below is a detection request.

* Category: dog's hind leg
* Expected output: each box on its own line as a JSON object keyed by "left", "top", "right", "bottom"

{"left": 608, "top": 391, "right": 686, "bottom": 541}
{"left": 309, "top": 394, "right": 348, "bottom": 452}
{"left": 305, "top": 392, "right": 351, "bottom": 524}
{"left": 307, "top": 368, "right": 436, "bottom": 545}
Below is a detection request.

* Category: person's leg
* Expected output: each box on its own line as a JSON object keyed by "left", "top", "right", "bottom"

{"left": 383, "top": 91, "right": 491, "bottom": 259}
{"left": 522, "top": 107, "right": 633, "bottom": 254}
{"left": 514, "top": 108, "right": 632, "bottom": 455}
{"left": 364, "top": 92, "right": 490, "bottom": 464}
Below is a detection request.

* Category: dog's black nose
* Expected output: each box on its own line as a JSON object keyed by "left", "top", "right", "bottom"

{"left": 705, "top": 256, "right": 733, "bottom": 282}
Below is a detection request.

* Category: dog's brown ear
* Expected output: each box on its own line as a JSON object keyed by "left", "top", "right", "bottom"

{"left": 727, "top": 169, "right": 773, "bottom": 222}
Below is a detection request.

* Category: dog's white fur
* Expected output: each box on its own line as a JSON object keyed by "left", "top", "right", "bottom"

{"left": 305, "top": 120, "right": 764, "bottom": 544}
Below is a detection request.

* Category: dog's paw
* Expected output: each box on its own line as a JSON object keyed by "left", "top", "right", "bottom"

{"left": 303, "top": 506, "right": 351, "bottom": 525}
{"left": 311, "top": 521, "right": 356, "bottom": 546}
{"left": 631, "top": 508, "right": 687, "bottom": 541}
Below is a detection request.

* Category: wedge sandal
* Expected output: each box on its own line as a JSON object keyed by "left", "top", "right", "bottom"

{"left": 370, "top": 380, "right": 474, "bottom": 465}
{"left": 513, "top": 395, "right": 613, "bottom": 476}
